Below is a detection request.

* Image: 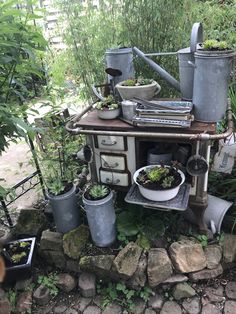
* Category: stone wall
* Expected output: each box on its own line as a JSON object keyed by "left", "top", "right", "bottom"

{"left": 39, "top": 227, "right": 236, "bottom": 289}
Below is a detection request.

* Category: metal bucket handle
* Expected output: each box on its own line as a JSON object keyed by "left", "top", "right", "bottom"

{"left": 92, "top": 83, "right": 113, "bottom": 101}
{"left": 190, "top": 22, "right": 203, "bottom": 53}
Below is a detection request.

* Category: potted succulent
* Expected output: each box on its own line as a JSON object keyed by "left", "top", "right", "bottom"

{"left": 133, "top": 164, "right": 185, "bottom": 201}
{"left": 192, "top": 39, "right": 235, "bottom": 122}
{"left": 96, "top": 96, "right": 120, "bottom": 120}
{"left": 82, "top": 184, "right": 116, "bottom": 247}
{"left": 115, "top": 77, "right": 161, "bottom": 100}
{"left": 37, "top": 111, "right": 84, "bottom": 233}
{"left": 1, "top": 237, "right": 36, "bottom": 282}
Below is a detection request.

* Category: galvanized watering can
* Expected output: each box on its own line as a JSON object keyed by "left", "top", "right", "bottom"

{"left": 94, "top": 23, "right": 202, "bottom": 101}
{"left": 133, "top": 22, "right": 203, "bottom": 101}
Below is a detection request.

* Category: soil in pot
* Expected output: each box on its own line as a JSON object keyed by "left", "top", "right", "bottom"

{"left": 137, "top": 166, "right": 182, "bottom": 190}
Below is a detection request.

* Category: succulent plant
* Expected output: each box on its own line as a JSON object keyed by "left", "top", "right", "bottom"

{"left": 88, "top": 185, "right": 109, "bottom": 199}
{"left": 147, "top": 166, "right": 169, "bottom": 183}
{"left": 96, "top": 96, "right": 119, "bottom": 111}
{"left": 122, "top": 77, "right": 153, "bottom": 86}
{"left": 202, "top": 39, "right": 230, "bottom": 51}
{"left": 123, "top": 79, "right": 136, "bottom": 86}
{"left": 161, "top": 176, "right": 174, "bottom": 188}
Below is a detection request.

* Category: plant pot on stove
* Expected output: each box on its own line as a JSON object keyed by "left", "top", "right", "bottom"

{"left": 95, "top": 96, "right": 120, "bottom": 120}
{"left": 1, "top": 237, "right": 36, "bottom": 283}
{"left": 116, "top": 78, "right": 161, "bottom": 101}
{"left": 133, "top": 165, "right": 185, "bottom": 202}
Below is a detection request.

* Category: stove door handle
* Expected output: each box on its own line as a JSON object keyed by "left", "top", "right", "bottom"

{"left": 104, "top": 161, "right": 119, "bottom": 169}
{"left": 105, "top": 178, "right": 120, "bottom": 184}
{"left": 101, "top": 139, "right": 117, "bottom": 146}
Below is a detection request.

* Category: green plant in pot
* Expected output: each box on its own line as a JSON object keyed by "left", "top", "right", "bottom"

{"left": 134, "top": 163, "right": 185, "bottom": 202}
{"left": 116, "top": 77, "right": 161, "bottom": 100}
{"left": 193, "top": 39, "right": 235, "bottom": 122}
{"left": 37, "top": 111, "right": 84, "bottom": 233}
{"left": 82, "top": 184, "right": 116, "bottom": 247}
{"left": 202, "top": 40, "right": 231, "bottom": 51}
{"left": 95, "top": 96, "right": 120, "bottom": 120}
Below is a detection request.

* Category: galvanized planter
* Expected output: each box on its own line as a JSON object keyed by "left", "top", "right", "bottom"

{"left": 82, "top": 189, "right": 116, "bottom": 247}
{"left": 192, "top": 49, "right": 235, "bottom": 122}
{"left": 47, "top": 185, "right": 80, "bottom": 234}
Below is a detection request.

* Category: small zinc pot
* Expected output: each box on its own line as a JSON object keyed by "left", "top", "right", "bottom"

{"left": 97, "top": 108, "right": 120, "bottom": 120}
{"left": 3, "top": 237, "right": 36, "bottom": 283}
{"left": 116, "top": 80, "right": 161, "bottom": 100}
{"left": 82, "top": 189, "right": 116, "bottom": 247}
{"left": 121, "top": 100, "right": 137, "bottom": 121}
{"left": 133, "top": 165, "right": 185, "bottom": 202}
{"left": 47, "top": 185, "right": 80, "bottom": 234}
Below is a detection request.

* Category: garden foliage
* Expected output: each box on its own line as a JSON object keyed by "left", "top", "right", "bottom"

{"left": 55, "top": 0, "right": 236, "bottom": 99}
{"left": 0, "top": 0, "right": 47, "bottom": 196}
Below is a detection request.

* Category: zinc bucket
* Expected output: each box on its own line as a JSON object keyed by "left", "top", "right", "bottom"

{"left": 83, "top": 190, "right": 116, "bottom": 247}
{"left": 105, "top": 48, "right": 135, "bottom": 86}
{"left": 192, "top": 50, "right": 235, "bottom": 122}
{"left": 48, "top": 185, "right": 80, "bottom": 234}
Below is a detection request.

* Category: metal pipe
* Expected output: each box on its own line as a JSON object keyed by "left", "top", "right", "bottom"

{"left": 66, "top": 102, "right": 233, "bottom": 142}
{"left": 144, "top": 52, "right": 177, "bottom": 57}
{"left": 133, "top": 47, "right": 181, "bottom": 92}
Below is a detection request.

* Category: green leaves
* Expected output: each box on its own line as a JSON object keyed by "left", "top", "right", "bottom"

{"left": 117, "top": 210, "right": 140, "bottom": 236}
{"left": 37, "top": 273, "right": 59, "bottom": 296}
{"left": 99, "top": 280, "right": 153, "bottom": 310}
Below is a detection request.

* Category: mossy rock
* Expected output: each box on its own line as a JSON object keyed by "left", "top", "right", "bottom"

{"left": 79, "top": 255, "right": 115, "bottom": 277}
{"left": 63, "top": 225, "right": 90, "bottom": 259}
{"left": 12, "top": 208, "right": 49, "bottom": 238}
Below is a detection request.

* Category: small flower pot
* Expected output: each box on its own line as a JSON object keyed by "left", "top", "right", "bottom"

{"left": 116, "top": 80, "right": 161, "bottom": 100}
{"left": 133, "top": 165, "right": 185, "bottom": 202}
{"left": 97, "top": 108, "right": 120, "bottom": 120}
{"left": 2, "top": 237, "right": 36, "bottom": 283}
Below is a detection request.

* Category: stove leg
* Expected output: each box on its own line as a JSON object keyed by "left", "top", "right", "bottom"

{"left": 188, "top": 141, "right": 211, "bottom": 234}
{"left": 190, "top": 203, "right": 208, "bottom": 233}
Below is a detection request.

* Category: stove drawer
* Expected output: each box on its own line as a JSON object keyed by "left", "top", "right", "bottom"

{"left": 97, "top": 135, "right": 125, "bottom": 151}
{"left": 101, "top": 154, "right": 125, "bottom": 171}
{"left": 100, "top": 170, "right": 129, "bottom": 186}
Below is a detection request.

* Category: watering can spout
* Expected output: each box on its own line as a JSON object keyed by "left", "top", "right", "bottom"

{"left": 133, "top": 46, "right": 181, "bottom": 92}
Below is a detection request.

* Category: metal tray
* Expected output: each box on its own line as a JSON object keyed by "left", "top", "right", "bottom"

{"left": 135, "top": 99, "right": 193, "bottom": 114}
{"left": 125, "top": 183, "right": 190, "bottom": 211}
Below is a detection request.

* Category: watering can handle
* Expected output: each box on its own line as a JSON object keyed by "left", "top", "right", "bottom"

{"left": 190, "top": 22, "right": 203, "bottom": 53}
{"left": 154, "top": 83, "right": 162, "bottom": 96}
{"left": 91, "top": 84, "right": 105, "bottom": 101}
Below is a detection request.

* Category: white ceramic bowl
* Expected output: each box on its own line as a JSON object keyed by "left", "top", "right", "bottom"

{"left": 133, "top": 165, "right": 185, "bottom": 202}
{"left": 97, "top": 108, "right": 120, "bottom": 120}
{"left": 116, "top": 80, "right": 161, "bottom": 100}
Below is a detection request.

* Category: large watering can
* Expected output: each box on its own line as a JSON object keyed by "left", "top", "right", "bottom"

{"left": 133, "top": 23, "right": 203, "bottom": 101}
{"left": 92, "top": 47, "right": 135, "bottom": 100}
